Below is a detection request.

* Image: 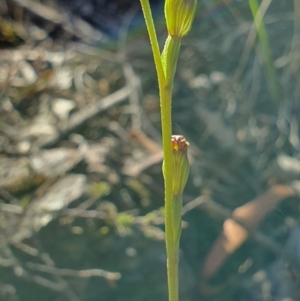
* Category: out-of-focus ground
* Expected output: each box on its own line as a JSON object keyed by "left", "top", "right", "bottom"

{"left": 0, "top": 0, "right": 300, "bottom": 300}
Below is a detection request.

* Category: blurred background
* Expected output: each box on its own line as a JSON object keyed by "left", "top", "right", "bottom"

{"left": 0, "top": 0, "right": 300, "bottom": 300}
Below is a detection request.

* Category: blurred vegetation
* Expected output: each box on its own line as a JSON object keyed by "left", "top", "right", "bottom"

{"left": 0, "top": 0, "right": 300, "bottom": 301}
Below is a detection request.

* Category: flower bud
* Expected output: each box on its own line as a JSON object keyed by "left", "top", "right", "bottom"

{"left": 171, "top": 135, "right": 189, "bottom": 245}
{"left": 165, "top": 0, "right": 197, "bottom": 38}
{"left": 171, "top": 135, "right": 190, "bottom": 197}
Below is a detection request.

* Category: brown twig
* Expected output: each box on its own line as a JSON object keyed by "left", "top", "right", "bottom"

{"left": 26, "top": 262, "right": 121, "bottom": 281}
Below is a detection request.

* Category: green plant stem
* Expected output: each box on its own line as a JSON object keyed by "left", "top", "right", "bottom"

{"left": 140, "top": 1, "right": 181, "bottom": 300}
{"left": 167, "top": 246, "right": 179, "bottom": 301}
{"left": 162, "top": 84, "right": 177, "bottom": 301}
{"left": 161, "top": 36, "right": 181, "bottom": 301}
{"left": 140, "top": 2, "right": 183, "bottom": 301}
{"left": 248, "top": 0, "right": 279, "bottom": 104}
{"left": 139, "top": 0, "right": 166, "bottom": 87}
{"left": 172, "top": 195, "right": 183, "bottom": 246}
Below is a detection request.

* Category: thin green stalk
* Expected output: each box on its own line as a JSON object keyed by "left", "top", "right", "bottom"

{"left": 162, "top": 85, "right": 177, "bottom": 301}
{"left": 139, "top": 1, "right": 195, "bottom": 301}
{"left": 139, "top": 0, "right": 165, "bottom": 87}
{"left": 140, "top": 2, "right": 177, "bottom": 300}
{"left": 172, "top": 195, "right": 182, "bottom": 246}
{"left": 162, "top": 36, "right": 182, "bottom": 301}
{"left": 248, "top": 0, "right": 279, "bottom": 104}
{"left": 166, "top": 246, "right": 179, "bottom": 301}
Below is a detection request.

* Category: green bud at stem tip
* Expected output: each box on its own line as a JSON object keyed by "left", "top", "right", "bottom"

{"left": 165, "top": 0, "right": 197, "bottom": 38}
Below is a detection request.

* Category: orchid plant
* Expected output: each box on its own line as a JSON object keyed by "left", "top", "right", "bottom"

{"left": 139, "top": 1, "right": 197, "bottom": 300}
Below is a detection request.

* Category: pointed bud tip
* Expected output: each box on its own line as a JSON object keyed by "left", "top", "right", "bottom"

{"left": 171, "top": 135, "right": 190, "bottom": 152}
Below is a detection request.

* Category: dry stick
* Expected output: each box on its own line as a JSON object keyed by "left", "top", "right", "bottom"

{"left": 33, "top": 239, "right": 81, "bottom": 301}
{"left": 14, "top": 242, "right": 39, "bottom": 257}
{"left": 123, "top": 63, "right": 142, "bottom": 130}
{"left": 38, "top": 85, "right": 131, "bottom": 148}
{"left": 12, "top": 0, "right": 65, "bottom": 24}
{"left": 29, "top": 275, "right": 65, "bottom": 292}
{"left": 0, "top": 189, "right": 22, "bottom": 206}
{"left": 0, "top": 244, "right": 65, "bottom": 293}
{"left": 0, "top": 203, "right": 23, "bottom": 214}
{"left": 26, "top": 262, "right": 121, "bottom": 280}
{"left": 118, "top": 8, "right": 151, "bottom": 132}
{"left": 123, "top": 62, "right": 162, "bottom": 142}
